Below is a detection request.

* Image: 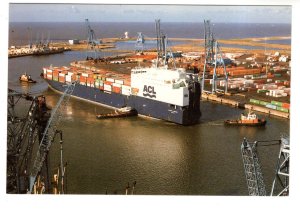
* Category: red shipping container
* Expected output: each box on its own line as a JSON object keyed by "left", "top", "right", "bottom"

{"left": 99, "top": 86, "right": 104, "bottom": 90}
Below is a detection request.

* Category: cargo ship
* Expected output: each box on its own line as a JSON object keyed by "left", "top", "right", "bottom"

{"left": 42, "top": 21, "right": 201, "bottom": 125}
{"left": 42, "top": 62, "right": 201, "bottom": 125}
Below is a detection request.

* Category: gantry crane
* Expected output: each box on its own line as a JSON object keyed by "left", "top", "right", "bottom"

{"left": 135, "top": 32, "right": 145, "bottom": 54}
{"left": 202, "top": 20, "right": 228, "bottom": 94}
{"left": 85, "top": 18, "right": 101, "bottom": 60}
{"left": 241, "top": 135, "right": 289, "bottom": 196}
{"left": 155, "top": 19, "right": 176, "bottom": 69}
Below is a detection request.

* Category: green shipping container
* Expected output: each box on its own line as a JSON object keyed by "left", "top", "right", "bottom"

{"left": 276, "top": 106, "right": 289, "bottom": 113}
{"left": 274, "top": 73, "right": 282, "bottom": 77}
{"left": 259, "top": 100, "right": 269, "bottom": 106}
{"left": 250, "top": 99, "right": 260, "bottom": 104}
{"left": 271, "top": 100, "right": 283, "bottom": 107}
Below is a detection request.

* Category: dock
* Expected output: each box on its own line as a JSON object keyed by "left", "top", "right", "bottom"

{"left": 201, "top": 93, "right": 289, "bottom": 119}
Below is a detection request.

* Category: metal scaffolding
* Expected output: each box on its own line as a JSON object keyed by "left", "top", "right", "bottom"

{"left": 241, "top": 136, "right": 289, "bottom": 196}
{"left": 271, "top": 135, "right": 290, "bottom": 196}
{"left": 241, "top": 138, "right": 267, "bottom": 196}
{"left": 7, "top": 90, "right": 50, "bottom": 193}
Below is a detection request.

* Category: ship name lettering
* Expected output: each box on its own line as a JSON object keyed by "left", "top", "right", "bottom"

{"left": 143, "top": 85, "right": 156, "bottom": 94}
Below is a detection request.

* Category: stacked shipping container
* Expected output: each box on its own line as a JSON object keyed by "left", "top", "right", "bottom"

{"left": 249, "top": 98, "right": 290, "bottom": 113}
{"left": 43, "top": 66, "right": 132, "bottom": 96}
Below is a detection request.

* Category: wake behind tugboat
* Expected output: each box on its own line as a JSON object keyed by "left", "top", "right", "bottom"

{"left": 96, "top": 107, "right": 138, "bottom": 119}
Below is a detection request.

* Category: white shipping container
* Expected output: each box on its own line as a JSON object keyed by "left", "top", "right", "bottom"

{"left": 104, "top": 84, "right": 112, "bottom": 92}
{"left": 121, "top": 89, "right": 131, "bottom": 96}
{"left": 47, "top": 69, "right": 53, "bottom": 73}
{"left": 106, "top": 78, "right": 115, "bottom": 83}
{"left": 59, "top": 73, "right": 66, "bottom": 77}
{"left": 65, "top": 75, "right": 72, "bottom": 82}
{"left": 68, "top": 72, "right": 74, "bottom": 76}
{"left": 112, "top": 83, "right": 122, "bottom": 88}
{"left": 81, "top": 73, "right": 89, "bottom": 77}
{"left": 115, "top": 79, "right": 124, "bottom": 85}
{"left": 46, "top": 74, "right": 52, "bottom": 79}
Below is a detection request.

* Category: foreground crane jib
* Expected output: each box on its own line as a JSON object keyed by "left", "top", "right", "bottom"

{"left": 29, "top": 81, "right": 77, "bottom": 193}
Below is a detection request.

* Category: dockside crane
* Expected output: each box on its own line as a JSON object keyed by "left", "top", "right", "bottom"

{"left": 241, "top": 135, "right": 289, "bottom": 196}
{"left": 85, "top": 18, "right": 101, "bottom": 60}
{"left": 270, "top": 135, "right": 289, "bottom": 196}
{"left": 28, "top": 81, "right": 77, "bottom": 193}
{"left": 135, "top": 32, "right": 145, "bottom": 54}
{"left": 202, "top": 20, "right": 228, "bottom": 94}
{"left": 155, "top": 19, "right": 176, "bottom": 69}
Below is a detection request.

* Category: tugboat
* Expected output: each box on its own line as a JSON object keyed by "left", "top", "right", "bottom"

{"left": 19, "top": 72, "right": 36, "bottom": 83}
{"left": 96, "top": 107, "right": 138, "bottom": 120}
{"left": 224, "top": 111, "right": 266, "bottom": 126}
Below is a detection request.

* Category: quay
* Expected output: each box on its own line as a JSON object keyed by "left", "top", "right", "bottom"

{"left": 201, "top": 93, "right": 289, "bottom": 119}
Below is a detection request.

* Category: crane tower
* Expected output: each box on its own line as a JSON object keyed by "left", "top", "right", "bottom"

{"left": 85, "top": 18, "right": 101, "bottom": 60}
{"left": 135, "top": 32, "right": 145, "bottom": 53}
{"left": 202, "top": 20, "right": 228, "bottom": 94}
{"left": 241, "top": 136, "right": 289, "bottom": 196}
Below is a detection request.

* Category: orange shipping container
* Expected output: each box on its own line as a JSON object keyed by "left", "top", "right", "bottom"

{"left": 87, "top": 77, "right": 95, "bottom": 83}
{"left": 282, "top": 103, "right": 290, "bottom": 109}
{"left": 112, "top": 86, "right": 121, "bottom": 94}
{"left": 59, "top": 76, "right": 66, "bottom": 83}
{"left": 124, "top": 80, "right": 131, "bottom": 86}
{"left": 104, "top": 81, "right": 113, "bottom": 85}
{"left": 79, "top": 76, "right": 87, "bottom": 83}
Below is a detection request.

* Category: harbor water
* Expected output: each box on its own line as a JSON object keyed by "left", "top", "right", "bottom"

{"left": 8, "top": 50, "right": 289, "bottom": 195}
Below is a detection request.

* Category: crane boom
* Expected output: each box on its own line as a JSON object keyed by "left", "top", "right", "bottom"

{"left": 29, "top": 81, "right": 77, "bottom": 193}
{"left": 241, "top": 138, "right": 267, "bottom": 196}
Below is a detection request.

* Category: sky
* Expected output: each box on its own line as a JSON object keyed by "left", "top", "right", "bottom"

{"left": 8, "top": 3, "right": 292, "bottom": 23}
